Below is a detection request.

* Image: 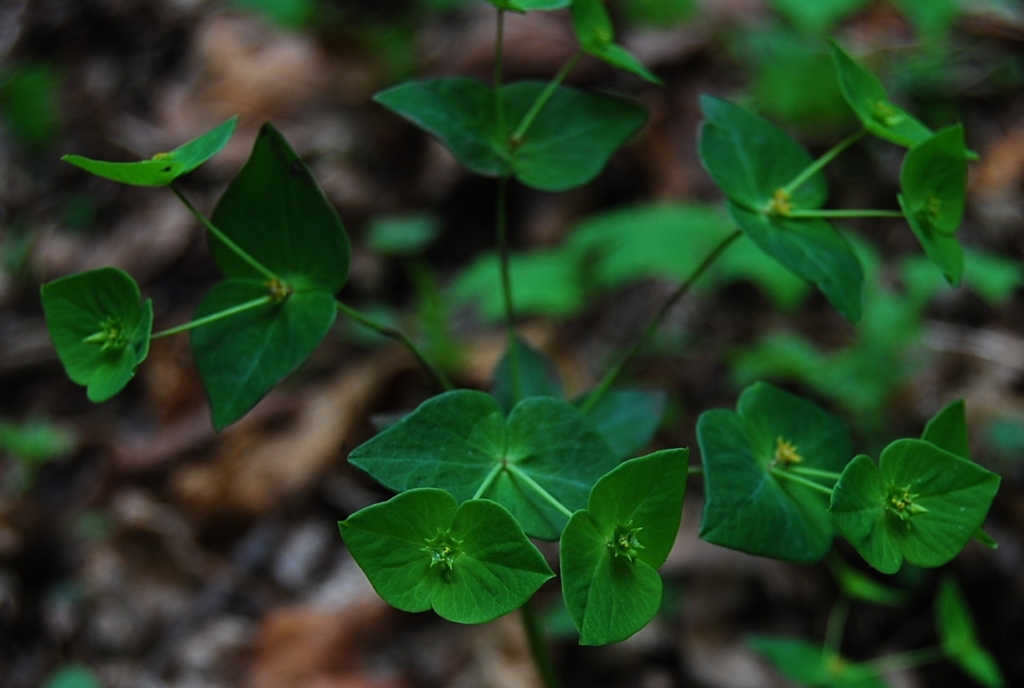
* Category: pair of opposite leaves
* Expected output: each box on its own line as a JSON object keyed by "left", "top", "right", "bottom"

{"left": 43, "top": 118, "right": 351, "bottom": 429}
{"left": 699, "top": 42, "right": 970, "bottom": 325}
{"left": 699, "top": 383, "right": 999, "bottom": 574}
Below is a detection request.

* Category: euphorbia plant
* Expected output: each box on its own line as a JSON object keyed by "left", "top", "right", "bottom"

{"left": 41, "top": 3, "right": 1005, "bottom": 686}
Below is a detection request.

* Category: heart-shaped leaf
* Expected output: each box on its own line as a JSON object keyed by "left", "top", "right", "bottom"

{"left": 349, "top": 389, "right": 618, "bottom": 540}
{"left": 190, "top": 279, "right": 337, "bottom": 430}
{"left": 921, "top": 398, "right": 970, "bottom": 460}
{"left": 830, "top": 41, "right": 932, "bottom": 148}
{"left": 41, "top": 267, "right": 153, "bottom": 402}
{"left": 570, "top": 0, "right": 661, "bottom": 83}
{"left": 698, "top": 382, "right": 852, "bottom": 563}
{"left": 340, "top": 488, "right": 554, "bottom": 624}
{"left": 935, "top": 577, "right": 1005, "bottom": 688}
{"left": 560, "top": 449, "right": 687, "bottom": 645}
{"left": 577, "top": 389, "right": 666, "bottom": 459}
{"left": 62, "top": 117, "right": 238, "bottom": 187}
{"left": 491, "top": 337, "right": 564, "bottom": 414}
{"left": 373, "top": 78, "right": 647, "bottom": 192}
{"left": 485, "top": 0, "right": 572, "bottom": 10}
{"left": 829, "top": 439, "right": 1000, "bottom": 574}
{"left": 748, "top": 636, "right": 891, "bottom": 688}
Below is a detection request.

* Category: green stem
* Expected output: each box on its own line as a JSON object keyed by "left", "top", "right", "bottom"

{"left": 770, "top": 467, "right": 835, "bottom": 497}
{"left": 495, "top": 8, "right": 507, "bottom": 138}
{"left": 521, "top": 598, "right": 564, "bottom": 688}
{"left": 579, "top": 230, "right": 742, "bottom": 415}
{"left": 824, "top": 597, "right": 850, "bottom": 657}
{"left": 505, "top": 463, "right": 573, "bottom": 519}
{"left": 170, "top": 184, "right": 279, "bottom": 283}
{"left": 496, "top": 176, "right": 522, "bottom": 405}
{"left": 151, "top": 296, "right": 274, "bottom": 339}
{"left": 789, "top": 466, "right": 843, "bottom": 482}
{"left": 688, "top": 466, "right": 704, "bottom": 476}
{"left": 785, "top": 209, "right": 904, "bottom": 220}
{"left": 781, "top": 129, "right": 865, "bottom": 197}
{"left": 336, "top": 300, "right": 454, "bottom": 391}
{"left": 473, "top": 464, "right": 504, "bottom": 500}
{"left": 854, "top": 646, "right": 944, "bottom": 676}
{"left": 510, "top": 52, "right": 583, "bottom": 144}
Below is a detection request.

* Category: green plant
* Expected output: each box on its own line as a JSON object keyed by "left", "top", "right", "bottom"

{"left": 41, "top": 6, "right": 1005, "bottom": 687}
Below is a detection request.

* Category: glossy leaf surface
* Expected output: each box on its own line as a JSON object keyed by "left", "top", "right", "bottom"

{"left": 561, "top": 449, "right": 687, "bottom": 645}
{"left": 41, "top": 267, "right": 153, "bottom": 402}
{"left": 62, "top": 117, "right": 237, "bottom": 187}
{"left": 829, "top": 439, "right": 1000, "bottom": 574}
{"left": 698, "top": 382, "right": 851, "bottom": 563}
{"left": 349, "top": 390, "right": 618, "bottom": 540}
{"left": 374, "top": 78, "right": 646, "bottom": 191}
{"left": 190, "top": 280, "right": 337, "bottom": 430}
{"left": 570, "top": 0, "right": 660, "bottom": 83}
{"left": 340, "top": 488, "right": 554, "bottom": 624}
{"left": 936, "top": 577, "right": 1005, "bottom": 688}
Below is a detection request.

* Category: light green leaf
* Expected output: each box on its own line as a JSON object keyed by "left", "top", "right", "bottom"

{"left": 577, "top": 389, "right": 666, "bottom": 459}
{"left": 561, "top": 449, "right": 687, "bottom": 644}
{"left": 41, "top": 267, "right": 153, "bottom": 402}
{"left": 366, "top": 214, "right": 440, "bottom": 256}
{"left": 829, "top": 439, "right": 1001, "bottom": 574}
{"left": 190, "top": 280, "right": 337, "bottom": 430}
{"left": 921, "top": 398, "right": 970, "bottom": 461}
{"left": 373, "top": 78, "right": 647, "bottom": 191}
{"left": 491, "top": 337, "right": 564, "bottom": 414}
{"left": 901, "top": 249, "right": 1024, "bottom": 308}
{"left": 569, "top": 0, "right": 661, "bottom": 83}
{"left": 340, "top": 488, "right": 553, "bottom": 624}
{"left": 0, "top": 419, "right": 76, "bottom": 466}
{"left": 827, "top": 556, "right": 907, "bottom": 606}
{"left": 62, "top": 117, "right": 238, "bottom": 187}
{"left": 771, "top": 0, "right": 870, "bottom": 35}
{"left": 452, "top": 249, "right": 584, "bottom": 321}
{"left": 43, "top": 665, "right": 103, "bottom": 688}
{"left": 698, "top": 382, "right": 852, "bottom": 563}
{"left": 749, "top": 636, "right": 891, "bottom": 688}
{"left": 349, "top": 390, "right": 618, "bottom": 540}
{"left": 936, "top": 577, "right": 1005, "bottom": 687}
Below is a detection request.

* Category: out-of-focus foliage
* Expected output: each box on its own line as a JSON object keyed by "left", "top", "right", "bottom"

{"left": 0, "top": 63, "right": 62, "bottom": 149}
{"left": 233, "top": 0, "right": 317, "bottom": 29}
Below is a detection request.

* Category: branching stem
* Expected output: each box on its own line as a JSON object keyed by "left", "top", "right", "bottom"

{"left": 473, "top": 463, "right": 504, "bottom": 500}
{"left": 505, "top": 463, "right": 573, "bottom": 519}
{"left": 781, "top": 129, "right": 865, "bottom": 198}
{"left": 496, "top": 177, "right": 523, "bottom": 404}
{"left": 151, "top": 296, "right": 273, "bottom": 339}
{"left": 785, "top": 209, "right": 904, "bottom": 220}
{"left": 770, "top": 467, "right": 835, "bottom": 497}
{"left": 510, "top": 52, "right": 584, "bottom": 144}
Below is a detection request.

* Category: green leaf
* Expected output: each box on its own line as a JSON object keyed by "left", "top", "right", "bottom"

{"left": 373, "top": 78, "right": 647, "bottom": 192}
{"left": 43, "top": 665, "right": 103, "bottom": 688}
{"left": 900, "top": 194, "right": 964, "bottom": 287}
{"left": 921, "top": 398, "right": 970, "bottom": 461}
{"left": 349, "top": 390, "right": 618, "bottom": 540}
{"left": 569, "top": 0, "right": 661, "bottom": 83}
{"left": 578, "top": 389, "right": 666, "bottom": 459}
{"left": 0, "top": 419, "right": 76, "bottom": 466}
{"left": 62, "top": 117, "right": 238, "bottom": 187}
{"left": 770, "top": 0, "right": 870, "bottom": 35}
{"left": 748, "top": 636, "right": 891, "bottom": 688}
{"left": 829, "top": 439, "right": 1001, "bottom": 574}
{"left": 830, "top": 41, "right": 933, "bottom": 148}
{"left": 452, "top": 249, "right": 584, "bottom": 321}
{"left": 366, "top": 214, "right": 440, "bottom": 256}
{"left": 190, "top": 280, "right": 337, "bottom": 430}
{"left": 233, "top": 0, "right": 315, "bottom": 29}
{"left": 0, "top": 62, "right": 62, "bottom": 149}
{"left": 936, "top": 577, "right": 1005, "bottom": 687}
{"left": 41, "top": 267, "right": 154, "bottom": 402}
{"left": 729, "top": 204, "right": 863, "bottom": 323}
{"left": 560, "top": 449, "right": 687, "bottom": 645}
{"left": 699, "top": 95, "right": 827, "bottom": 212}
{"left": 697, "top": 382, "right": 852, "bottom": 563}
{"left": 486, "top": 0, "right": 572, "bottom": 10}
{"left": 210, "top": 123, "right": 351, "bottom": 293}
{"left": 827, "top": 556, "right": 907, "bottom": 606}
{"left": 491, "top": 337, "right": 564, "bottom": 414}
{"left": 340, "top": 488, "right": 554, "bottom": 624}
{"left": 901, "top": 249, "right": 1024, "bottom": 308}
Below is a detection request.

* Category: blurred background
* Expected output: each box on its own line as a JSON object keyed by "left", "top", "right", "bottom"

{"left": 1, "top": 0, "right": 1024, "bottom": 686}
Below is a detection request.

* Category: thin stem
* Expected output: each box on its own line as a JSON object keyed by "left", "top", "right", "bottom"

{"left": 170, "top": 184, "right": 278, "bottom": 282}
{"left": 495, "top": 8, "right": 507, "bottom": 138}
{"left": 789, "top": 466, "right": 843, "bottom": 482}
{"left": 781, "top": 129, "right": 865, "bottom": 197}
{"left": 473, "top": 464, "right": 504, "bottom": 500}
{"left": 336, "top": 300, "right": 454, "bottom": 391}
{"left": 785, "top": 209, "right": 904, "bottom": 220}
{"left": 824, "top": 597, "right": 851, "bottom": 657}
{"left": 510, "top": 52, "right": 583, "bottom": 144}
{"left": 521, "top": 598, "right": 564, "bottom": 688}
{"left": 505, "top": 464, "right": 574, "bottom": 519}
{"left": 579, "top": 230, "right": 742, "bottom": 415}
{"left": 770, "top": 468, "right": 835, "bottom": 497}
{"left": 688, "top": 466, "right": 704, "bottom": 476}
{"left": 496, "top": 177, "right": 522, "bottom": 404}
{"left": 151, "top": 296, "right": 273, "bottom": 339}
{"left": 855, "top": 646, "right": 944, "bottom": 676}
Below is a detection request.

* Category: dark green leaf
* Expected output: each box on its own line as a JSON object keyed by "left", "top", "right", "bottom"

{"left": 578, "top": 389, "right": 666, "bottom": 459}
{"left": 190, "top": 279, "right": 337, "bottom": 430}
{"left": 698, "top": 382, "right": 852, "bottom": 563}
{"left": 729, "top": 204, "right": 863, "bottom": 323}
{"left": 569, "top": 0, "right": 661, "bottom": 83}
{"left": 210, "top": 123, "right": 351, "bottom": 293}
{"left": 41, "top": 267, "right": 153, "bottom": 402}
{"left": 0, "top": 63, "right": 62, "bottom": 148}
{"left": 62, "top": 117, "right": 237, "bottom": 187}
{"left": 921, "top": 398, "right": 970, "bottom": 461}
{"left": 366, "top": 214, "right": 440, "bottom": 256}
{"left": 233, "top": 0, "right": 316, "bottom": 29}
{"left": 561, "top": 449, "right": 687, "bottom": 644}
{"left": 901, "top": 249, "right": 1024, "bottom": 308}
{"left": 830, "top": 41, "right": 932, "bottom": 148}
{"left": 771, "top": 0, "right": 870, "bottom": 35}
{"left": 340, "top": 488, "right": 554, "bottom": 624}
{"left": 748, "top": 636, "right": 891, "bottom": 688}
{"left": 829, "top": 439, "right": 1001, "bottom": 574}
{"left": 900, "top": 193, "right": 964, "bottom": 286}
{"left": 373, "top": 78, "right": 647, "bottom": 191}
{"left": 491, "top": 337, "right": 564, "bottom": 414}
{"left": 936, "top": 577, "right": 1005, "bottom": 688}
{"left": 349, "top": 390, "right": 618, "bottom": 540}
